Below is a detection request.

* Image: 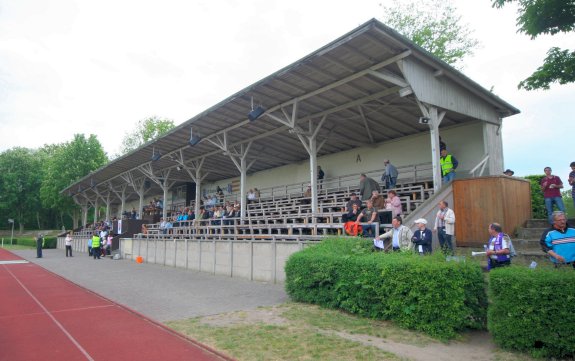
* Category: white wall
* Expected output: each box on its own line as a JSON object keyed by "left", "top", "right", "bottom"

{"left": 122, "top": 121, "right": 486, "bottom": 209}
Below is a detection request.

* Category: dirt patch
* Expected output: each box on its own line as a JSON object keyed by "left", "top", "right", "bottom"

{"left": 327, "top": 330, "right": 496, "bottom": 361}
{"left": 200, "top": 306, "right": 288, "bottom": 327}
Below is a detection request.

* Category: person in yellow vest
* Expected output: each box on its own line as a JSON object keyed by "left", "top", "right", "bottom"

{"left": 91, "top": 233, "right": 101, "bottom": 259}
{"left": 440, "top": 148, "right": 458, "bottom": 183}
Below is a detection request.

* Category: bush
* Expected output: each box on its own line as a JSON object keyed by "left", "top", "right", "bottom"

{"left": 12, "top": 236, "right": 57, "bottom": 248}
{"left": 285, "top": 238, "right": 487, "bottom": 340}
{"left": 488, "top": 267, "right": 575, "bottom": 359}
{"left": 523, "top": 175, "right": 546, "bottom": 219}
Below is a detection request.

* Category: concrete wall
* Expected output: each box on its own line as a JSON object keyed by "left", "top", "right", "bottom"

{"left": 58, "top": 236, "right": 312, "bottom": 284}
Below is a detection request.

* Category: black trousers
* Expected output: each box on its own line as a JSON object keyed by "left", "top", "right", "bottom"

{"left": 65, "top": 245, "right": 72, "bottom": 257}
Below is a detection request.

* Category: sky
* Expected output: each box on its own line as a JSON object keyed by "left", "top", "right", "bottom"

{"left": 0, "top": 0, "right": 573, "bottom": 181}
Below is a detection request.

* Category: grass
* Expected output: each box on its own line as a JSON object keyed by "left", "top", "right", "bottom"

{"left": 168, "top": 303, "right": 404, "bottom": 361}
{"left": 166, "top": 303, "right": 537, "bottom": 361}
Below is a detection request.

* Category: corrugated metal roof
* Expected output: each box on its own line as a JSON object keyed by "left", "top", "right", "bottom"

{"left": 63, "top": 19, "right": 519, "bottom": 203}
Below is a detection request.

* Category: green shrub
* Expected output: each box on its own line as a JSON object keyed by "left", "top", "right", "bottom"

{"left": 488, "top": 267, "right": 575, "bottom": 359}
{"left": 11, "top": 236, "right": 57, "bottom": 248}
{"left": 285, "top": 238, "right": 487, "bottom": 340}
{"left": 523, "top": 175, "right": 546, "bottom": 219}
{"left": 43, "top": 236, "right": 57, "bottom": 249}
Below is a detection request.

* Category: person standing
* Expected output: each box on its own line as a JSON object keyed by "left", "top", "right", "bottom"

{"left": 359, "top": 174, "right": 381, "bottom": 201}
{"left": 440, "top": 148, "right": 458, "bottom": 183}
{"left": 317, "top": 166, "right": 325, "bottom": 189}
{"left": 411, "top": 219, "right": 432, "bottom": 255}
{"left": 568, "top": 162, "right": 575, "bottom": 209}
{"left": 65, "top": 232, "right": 73, "bottom": 257}
{"left": 485, "top": 223, "right": 511, "bottom": 270}
{"left": 91, "top": 233, "right": 101, "bottom": 260}
{"left": 540, "top": 166, "right": 565, "bottom": 224}
{"left": 385, "top": 190, "right": 402, "bottom": 218}
{"left": 375, "top": 216, "right": 413, "bottom": 252}
{"left": 381, "top": 160, "right": 398, "bottom": 189}
{"left": 434, "top": 201, "right": 456, "bottom": 255}
{"left": 36, "top": 233, "right": 44, "bottom": 258}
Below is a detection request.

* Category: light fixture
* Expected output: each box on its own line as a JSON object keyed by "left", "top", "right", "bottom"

{"left": 151, "top": 147, "right": 161, "bottom": 161}
{"left": 189, "top": 128, "right": 201, "bottom": 146}
{"left": 247, "top": 96, "right": 266, "bottom": 121}
{"left": 176, "top": 166, "right": 182, "bottom": 171}
{"left": 248, "top": 106, "right": 266, "bottom": 121}
{"left": 418, "top": 117, "right": 430, "bottom": 125}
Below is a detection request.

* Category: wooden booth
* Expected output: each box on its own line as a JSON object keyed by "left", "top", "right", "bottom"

{"left": 453, "top": 176, "right": 531, "bottom": 246}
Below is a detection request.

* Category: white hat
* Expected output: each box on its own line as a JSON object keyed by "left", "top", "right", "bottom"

{"left": 414, "top": 218, "right": 427, "bottom": 225}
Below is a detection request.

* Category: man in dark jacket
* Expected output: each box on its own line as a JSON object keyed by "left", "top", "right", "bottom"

{"left": 359, "top": 174, "right": 381, "bottom": 201}
{"left": 36, "top": 233, "right": 44, "bottom": 258}
{"left": 411, "top": 218, "right": 432, "bottom": 255}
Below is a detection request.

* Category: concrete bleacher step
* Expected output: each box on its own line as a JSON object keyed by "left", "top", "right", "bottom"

{"left": 523, "top": 219, "right": 550, "bottom": 228}
{"left": 516, "top": 227, "right": 547, "bottom": 239}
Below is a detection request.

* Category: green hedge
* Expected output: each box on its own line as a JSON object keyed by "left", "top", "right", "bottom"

{"left": 488, "top": 267, "right": 575, "bottom": 359}
{"left": 523, "top": 175, "right": 546, "bottom": 219}
{"left": 285, "top": 238, "right": 487, "bottom": 340}
{"left": 12, "top": 236, "right": 57, "bottom": 248}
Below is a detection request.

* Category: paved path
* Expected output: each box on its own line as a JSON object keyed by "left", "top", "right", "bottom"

{"left": 13, "top": 249, "right": 288, "bottom": 322}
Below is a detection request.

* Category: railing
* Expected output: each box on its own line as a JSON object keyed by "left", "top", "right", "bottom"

{"left": 468, "top": 154, "right": 489, "bottom": 178}
{"left": 257, "top": 162, "right": 433, "bottom": 201}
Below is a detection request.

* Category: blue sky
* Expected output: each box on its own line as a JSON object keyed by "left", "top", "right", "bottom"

{"left": 0, "top": 0, "right": 573, "bottom": 182}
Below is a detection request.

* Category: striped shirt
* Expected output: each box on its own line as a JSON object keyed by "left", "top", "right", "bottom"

{"left": 545, "top": 227, "right": 575, "bottom": 263}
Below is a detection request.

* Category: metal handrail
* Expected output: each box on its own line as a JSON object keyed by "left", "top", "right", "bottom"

{"left": 468, "top": 154, "right": 489, "bottom": 177}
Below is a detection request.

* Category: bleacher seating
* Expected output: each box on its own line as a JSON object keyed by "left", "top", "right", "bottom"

{"left": 131, "top": 164, "right": 434, "bottom": 242}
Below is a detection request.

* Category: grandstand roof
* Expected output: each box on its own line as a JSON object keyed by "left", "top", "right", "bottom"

{"left": 63, "top": 18, "right": 519, "bottom": 202}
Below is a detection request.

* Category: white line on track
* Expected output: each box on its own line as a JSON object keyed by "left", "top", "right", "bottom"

{"left": 3, "top": 265, "right": 95, "bottom": 361}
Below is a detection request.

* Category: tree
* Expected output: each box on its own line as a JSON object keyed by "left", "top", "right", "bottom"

{"left": 0, "top": 148, "right": 44, "bottom": 232}
{"left": 117, "top": 116, "right": 175, "bottom": 156}
{"left": 493, "top": 0, "right": 575, "bottom": 90}
{"left": 40, "top": 134, "right": 108, "bottom": 229}
{"left": 381, "top": 0, "right": 479, "bottom": 68}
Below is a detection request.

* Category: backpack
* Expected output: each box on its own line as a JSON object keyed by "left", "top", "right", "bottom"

{"left": 503, "top": 234, "right": 517, "bottom": 258}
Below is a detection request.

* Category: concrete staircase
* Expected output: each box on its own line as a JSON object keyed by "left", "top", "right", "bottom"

{"left": 513, "top": 219, "right": 575, "bottom": 264}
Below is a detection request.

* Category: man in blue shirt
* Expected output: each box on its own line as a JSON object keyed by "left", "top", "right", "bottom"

{"left": 542, "top": 211, "right": 575, "bottom": 268}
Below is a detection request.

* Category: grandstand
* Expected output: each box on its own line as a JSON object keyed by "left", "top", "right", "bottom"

{"left": 58, "top": 19, "right": 526, "bottom": 282}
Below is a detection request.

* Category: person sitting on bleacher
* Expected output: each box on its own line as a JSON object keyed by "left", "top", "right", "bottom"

{"left": 344, "top": 203, "right": 362, "bottom": 236}
{"left": 370, "top": 190, "right": 386, "bottom": 210}
{"left": 385, "top": 190, "right": 402, "bottom": 218}
{"left": 247, "top": 189, "right": 257, "bottom": 204}
{"left": 186, "top": 208, "right": 195, "bottom": 221}
{"left": 341, "top": 193, "right": 362, "bottom": 222}
{"left": 159, "top": 217, "right": 167, "bottom": 234}
{"left": 355, "top": 199, "right": 378, "bottom": 237}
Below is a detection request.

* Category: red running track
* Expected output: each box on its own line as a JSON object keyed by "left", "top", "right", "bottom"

{"left": 0, "top": 248, "right": 232, "bottom": 361}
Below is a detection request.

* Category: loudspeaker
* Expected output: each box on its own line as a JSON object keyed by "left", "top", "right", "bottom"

{"left": 248, "top": 106, "right": 266, "bottom": 121}
{"left": 189, "top": 134, "right": 201, "bottom": 146}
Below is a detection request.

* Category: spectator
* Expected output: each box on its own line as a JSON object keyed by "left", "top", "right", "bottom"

{"left": 247, "top": 189, "right": 257, "bottom": 203}
{"left": 503, "top": 169, "right": 515, "bottom": 176}
{"left": 375, "top": 216, "right": 413, "bottom": 252}
{"left": 36, "top": 233, "right": 44, "bottom": 258}
{"left": 318, "top": 166, "right": 325, "bottom": 189}
{"left": 341, "top": 192, "right": 362, "bottom": 222}
{"left": 359, "top": 174, "right": 381, "bottom": 201}
{"left": 485, "top": 223, "right": 511, "bottom": 270}
{"left": 355, "top": 199, "right": 378, "bottom": 237}
{"left": 439, "top": 136, "right": 447, "bottom": 151}
{"left": 304, "top": 185, "right": 312, "bottom": 198}
{"left": 381, "top": 159, "right": 398, "bottom": 189}
{"left": 104, "top": 232, "right": 113, "bottom": 257}
{"left": 254, "top": 188, "right": 261, "bottom": 199}
{"left": 568, "top": 162, "right": 575, "bottom": 209}
{"left": 370, "top": 190, "right": 386, "bottom": 210}
{"left": 343, "top": 203, "right": 362, "bottom": 236}
{"left": 440, "top": 148, "right": 458, "bottom": 183}
{"left": 385, "top": 190, "right": 402, "bottom": 218}
{"left": 91, "top": 232, "right": 101, "bottom": 260}
{"left": 141, "top": 224, "right": 148, "bottom": 235}
{"left": 411, "top": 219, "right": 432, "bottom": 255}
{"left": 540, "top": 166, "right": 565, "bottom": 224}
{"left": 540, "top": 211, "right": 575, "bottom": 268}
{"left": 159, "top": 217, "right": 167, "bottom": 234}
{"left": 65, "top": 231, "right": 73, "bottom": 257}
{"left": 433, "top": 200, "right": 456, "bottom": 255}
{"left": 216, "top": 186, "right": 224, "bottom": 202}
{"left": 131, "top": 208, "right": 137, "bottom": 219}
